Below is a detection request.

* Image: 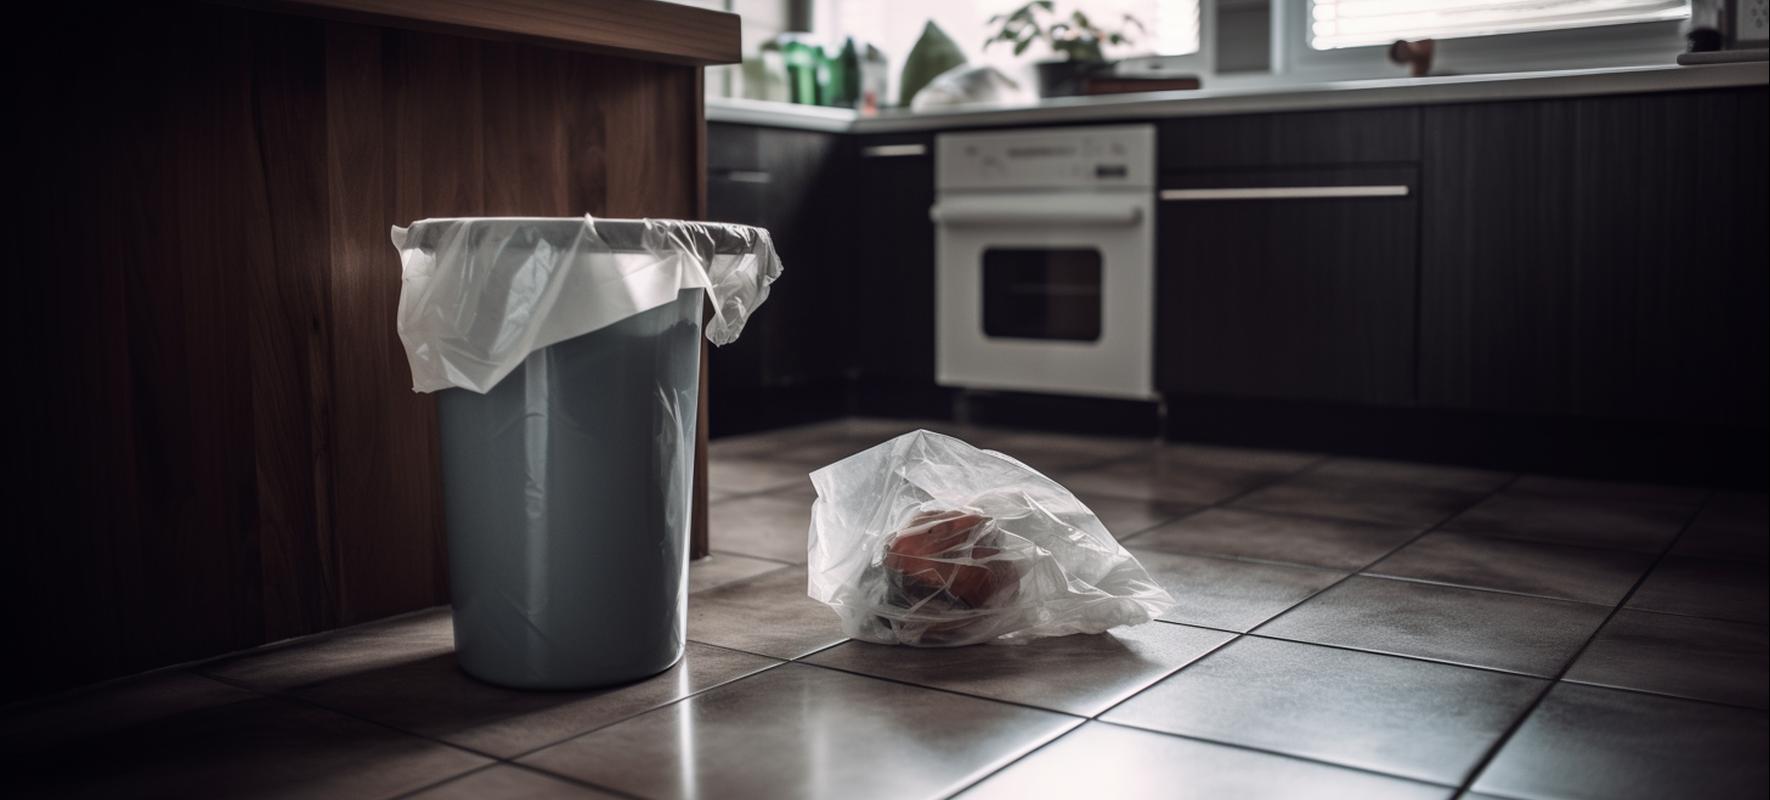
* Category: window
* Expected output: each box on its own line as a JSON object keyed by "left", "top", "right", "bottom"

{"left": 1309, "top": 0, "right": 1691, "bottom": 51}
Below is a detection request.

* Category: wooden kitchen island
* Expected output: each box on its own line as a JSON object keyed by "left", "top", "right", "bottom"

{"left": 11, "top": 0, "right": 738, "bottom": 700}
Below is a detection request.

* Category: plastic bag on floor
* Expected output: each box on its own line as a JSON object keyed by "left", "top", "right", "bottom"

{"left": 807, "top": 430, "right": 1175, "bottom": 646}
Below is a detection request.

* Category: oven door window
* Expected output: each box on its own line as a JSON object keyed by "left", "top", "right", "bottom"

{"left": 981, "top": 248, "right": 1103, "bottom": 342}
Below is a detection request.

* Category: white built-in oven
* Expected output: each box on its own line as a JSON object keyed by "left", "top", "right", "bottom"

{"left": 932, "top": 124, "right": 1156, "bottom": 400}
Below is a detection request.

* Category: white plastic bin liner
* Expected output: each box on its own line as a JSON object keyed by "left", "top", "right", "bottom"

{"left": 392, "top": 215, "right": 782, "bottom": 394}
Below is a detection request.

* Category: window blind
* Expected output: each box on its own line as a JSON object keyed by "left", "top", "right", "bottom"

{"left": 1309, "top": 0, "right": 1690, "bottom": 50}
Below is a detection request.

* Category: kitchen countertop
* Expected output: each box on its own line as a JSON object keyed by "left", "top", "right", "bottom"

{"left": 708, "top": 61, "right": 1767, "bottom": 133}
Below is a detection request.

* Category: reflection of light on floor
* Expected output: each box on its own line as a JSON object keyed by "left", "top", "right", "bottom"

{"left": 804, "top": 670, "right": 830, "bottom": 797}
{"left": 675, "top": 668, "right": 697, "bottom": 799}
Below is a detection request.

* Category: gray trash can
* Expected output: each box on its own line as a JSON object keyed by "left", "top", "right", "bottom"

{"left": 391, "top": 217, "right": 780, "bottom": 689}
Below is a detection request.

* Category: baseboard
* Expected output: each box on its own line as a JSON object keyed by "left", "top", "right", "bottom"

{"left": 708, "top": 381, "right": 847, "bottom": 438}
{"left": 959, "top": 389, "right": 1163, "bottom": 438}
{"left": 1165, "top": 395, "right": 1768, "bottom": 489}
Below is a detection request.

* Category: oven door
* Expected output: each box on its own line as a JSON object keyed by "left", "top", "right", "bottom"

{"left": 932, "top": 192, "right": 1155, "bottom": 400}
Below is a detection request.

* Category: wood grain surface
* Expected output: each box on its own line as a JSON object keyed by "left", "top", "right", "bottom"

{"left": 10, "top": 1, "right": 703, "bottom": 700}
{"left": 229, "top": 0, "right": 742, "bottom": 65}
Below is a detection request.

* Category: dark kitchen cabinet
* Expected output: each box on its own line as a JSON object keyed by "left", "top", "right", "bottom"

{"left": 1158, "top": 107, "right": 1420, "bottom": 170}
{"left": 1157, "top": 166, "right": 1421, "bottom": 406}
{"left": 706, "top": 123, "right": 846, "bottom": 433}
{"left": 1419, "top": 89, "right": 1769, "bottom": 426}
{"left": 849, "top": 134, "right": 939, "bottom": 390}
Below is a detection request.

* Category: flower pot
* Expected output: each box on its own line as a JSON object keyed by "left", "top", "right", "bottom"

{"left": 1034, "top": 59, "right": 1109, "bottom": 98}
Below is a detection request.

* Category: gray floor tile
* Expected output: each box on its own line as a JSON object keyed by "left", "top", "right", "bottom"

{"left": 1133, "top": 508, "right": 1419, "bottom": 570}
{"left": 410, "top": 765, "right": 621, "bottom": 799}
{"left": 520, "top": 663, "right": 1076, "bottom": 800}
{"left": 292, "top": 642, "right": 780, "bottom": 758}
{"left": 1257, "top": 576, "right": 1610, "bottom": 677}
{"left": 1070, "top": 490, "right": 1198, "bottom": 542}
{"left": 1234, "top": 472, "right": 1489, "bottom": 528}
{"left": 707, "top": 457, "right": 812, "bottom": 495}
{"left": 1055, "top": 444, "right": 1318, "bottom": 505}
{"left": 0, "top": 671, "right": 257, "bottom": 757}
{"left": 1103, "top": 637, "right": 1543, "bottom": 785}
{"left": 1132, "top": 549, "right": 1347, "bottom": 632}
{"left": 1443, "top": 492, "right": 1690, "bottom": 553}
{"left": 11, "top": 693, "right": 488, "bottom": 799}
{"left": 804, "top": 622, "right": 1234, "bottom": 716}
{"left": 687, "top": 566, "right": 847, "bottom": 659}
{"left": 690, "top": 553, "right": 789, "bottom": 594}
{"left": 1366, "top": 531, "right": 1655, "bottom": 605}
{"left": 708, "top": 493, "right": 814, "bottom": 564}
{"left": 1671, "top": 492, "right": 1769, "bottom": 562}
{"left": 1311, "top": 458, "right": 1513, "bottom": 493}
{"left": 1625, "top": 555, "right": 1769, "bottom": 624}
{"left": 1472, "top": 683, "right": 1769, "bottom": 800}
{"left": 198, "top": 607, "right": 453, "bottom": 691}
{"left": 959, "top": 722, "right": 1452, "bottom": 800}
{"left": 1507, "top": 475, "right": 1708, "bottom": 507}
{"left": 1565, "top": 609, "right": 1769, "bottom": 709}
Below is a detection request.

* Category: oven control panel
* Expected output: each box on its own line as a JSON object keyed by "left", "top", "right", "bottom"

{"left": 936, "top": 125, "right": 1155, "bottom": 192}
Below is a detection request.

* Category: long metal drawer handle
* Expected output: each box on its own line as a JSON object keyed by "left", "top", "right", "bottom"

{"left": 862, "top": 143, "right": 929, "bottom": 158}
{"left": 1160, "top": 185, "right": 1410, "bottom": 201}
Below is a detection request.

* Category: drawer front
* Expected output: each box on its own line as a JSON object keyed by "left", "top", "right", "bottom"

{"left": 708, "top": 122, "right": 761, "bottom": 171}
{"left": 1160, "top": 107, "right": 1420, "bottom": 170}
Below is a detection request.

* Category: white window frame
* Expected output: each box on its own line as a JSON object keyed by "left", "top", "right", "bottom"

{"left": 1114, "top": 0, "right": 1217, "bottom": 77}
{"left": 1272, "top": 0, "right": 1690, "bottom": 80}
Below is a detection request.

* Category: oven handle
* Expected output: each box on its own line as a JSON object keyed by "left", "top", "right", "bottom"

{"left": 1160, "top": 185, "right": 1410, "bottom": 201}
{"left": 929, "top": 198, "right": 1144, "bottom": 227}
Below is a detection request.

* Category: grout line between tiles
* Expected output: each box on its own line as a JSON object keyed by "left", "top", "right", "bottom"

{"left": 1348, "top": 571, "right": 1626, "bottom": 609}
{"left": 197, "top": 671, "right": 508, "bottom": 763}
{"left": 1234, "top": 630, "right": 1555, "bottom": 680}
{"left": 1557, "top": 675, "right": 1770, "bottom": 713}
{"left": 935, "top": 718, "right": 1089, "bottom": 800}
{"left": 498, "top": 658, "right": 796, "bottom": 764}
{"left": 792, "top": 659, "right": 1090, "bottom": 720}
{"left": 501, "top": 762, "right": 652, "bottom": 800}
{"left": 703, "top": 549, "right": 798, "bottom": 567}
{"left": 1590, "top": 603, "right": 1769, "bottom": 626}
{"left": 1431, "top": 525, "right": 1679, "bottom": 557}
{"left": 384, "top": 762, "right": 504, "bottom": 800}
{"left": 1449, "top": 488, "right": 1717, "bottom": 796}
{"left": 1085, "top": 629, "right": 1245, "bottom": 721}
{"left": 1093, "top": 719, "right": 1462, "bottom": 790}
{"left": 1243, "top": 474, "right": 1525, "bottom": 638}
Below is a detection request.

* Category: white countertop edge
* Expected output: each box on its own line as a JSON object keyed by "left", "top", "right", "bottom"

{"left": 707, "top": 62, "right": 1766, "bottom": 134}
{"left": 705, "top": 97, "right": 858, "bottom": 132}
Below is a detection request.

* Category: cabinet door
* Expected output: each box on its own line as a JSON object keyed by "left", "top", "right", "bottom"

{"left": 850, "top": 134, "right": 937, "bottom": 384}
{"left": 1419, "top": 89, "right": 1769, "bottom": 425}
{"left": 1158, "top": 166, "right": 1420, "bottom": 406}
{"left": 706, "top": 124, "right": 842, "bottom": 394}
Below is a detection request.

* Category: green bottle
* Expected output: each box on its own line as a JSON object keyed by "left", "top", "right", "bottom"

{"left": 781, "top": 36, "right": 821, "bottom": 105}
{"left": 827, "top": 37, "right": 861, "bottom": 108}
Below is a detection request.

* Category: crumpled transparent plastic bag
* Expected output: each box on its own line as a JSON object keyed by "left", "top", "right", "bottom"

{"left": 807, "top": 430, "right": 1176, "bottom": 646}
{"left": 391, "top": 215, "right": 781, "bottom": 394}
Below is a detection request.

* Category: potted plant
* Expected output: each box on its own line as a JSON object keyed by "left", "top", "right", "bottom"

{"left": 984, "top": 0, "right": 1144, "bottom": 98}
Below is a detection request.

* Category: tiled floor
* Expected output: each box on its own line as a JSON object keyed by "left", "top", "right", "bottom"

{"left": 4, "top": 418, "right": 1765, "bottom": 799}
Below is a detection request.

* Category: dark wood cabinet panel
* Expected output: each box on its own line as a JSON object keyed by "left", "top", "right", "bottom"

{"left": 1419, "top": 89, "right": 1769, "bottom": 425}
{"left": 850, "top": 134, "right": 939, "bottom": 385}
{"left": 1158, "top": 167, "right": 1421, "bottom": 406}
{"left": 705, "top": 124, "right": 846, "bottom": 433}
{"left": 12, "top": 2, "right": 704, "bottom": 701}
{"left": 1159, "top": 107, "right": 1420, "bottom": 170}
